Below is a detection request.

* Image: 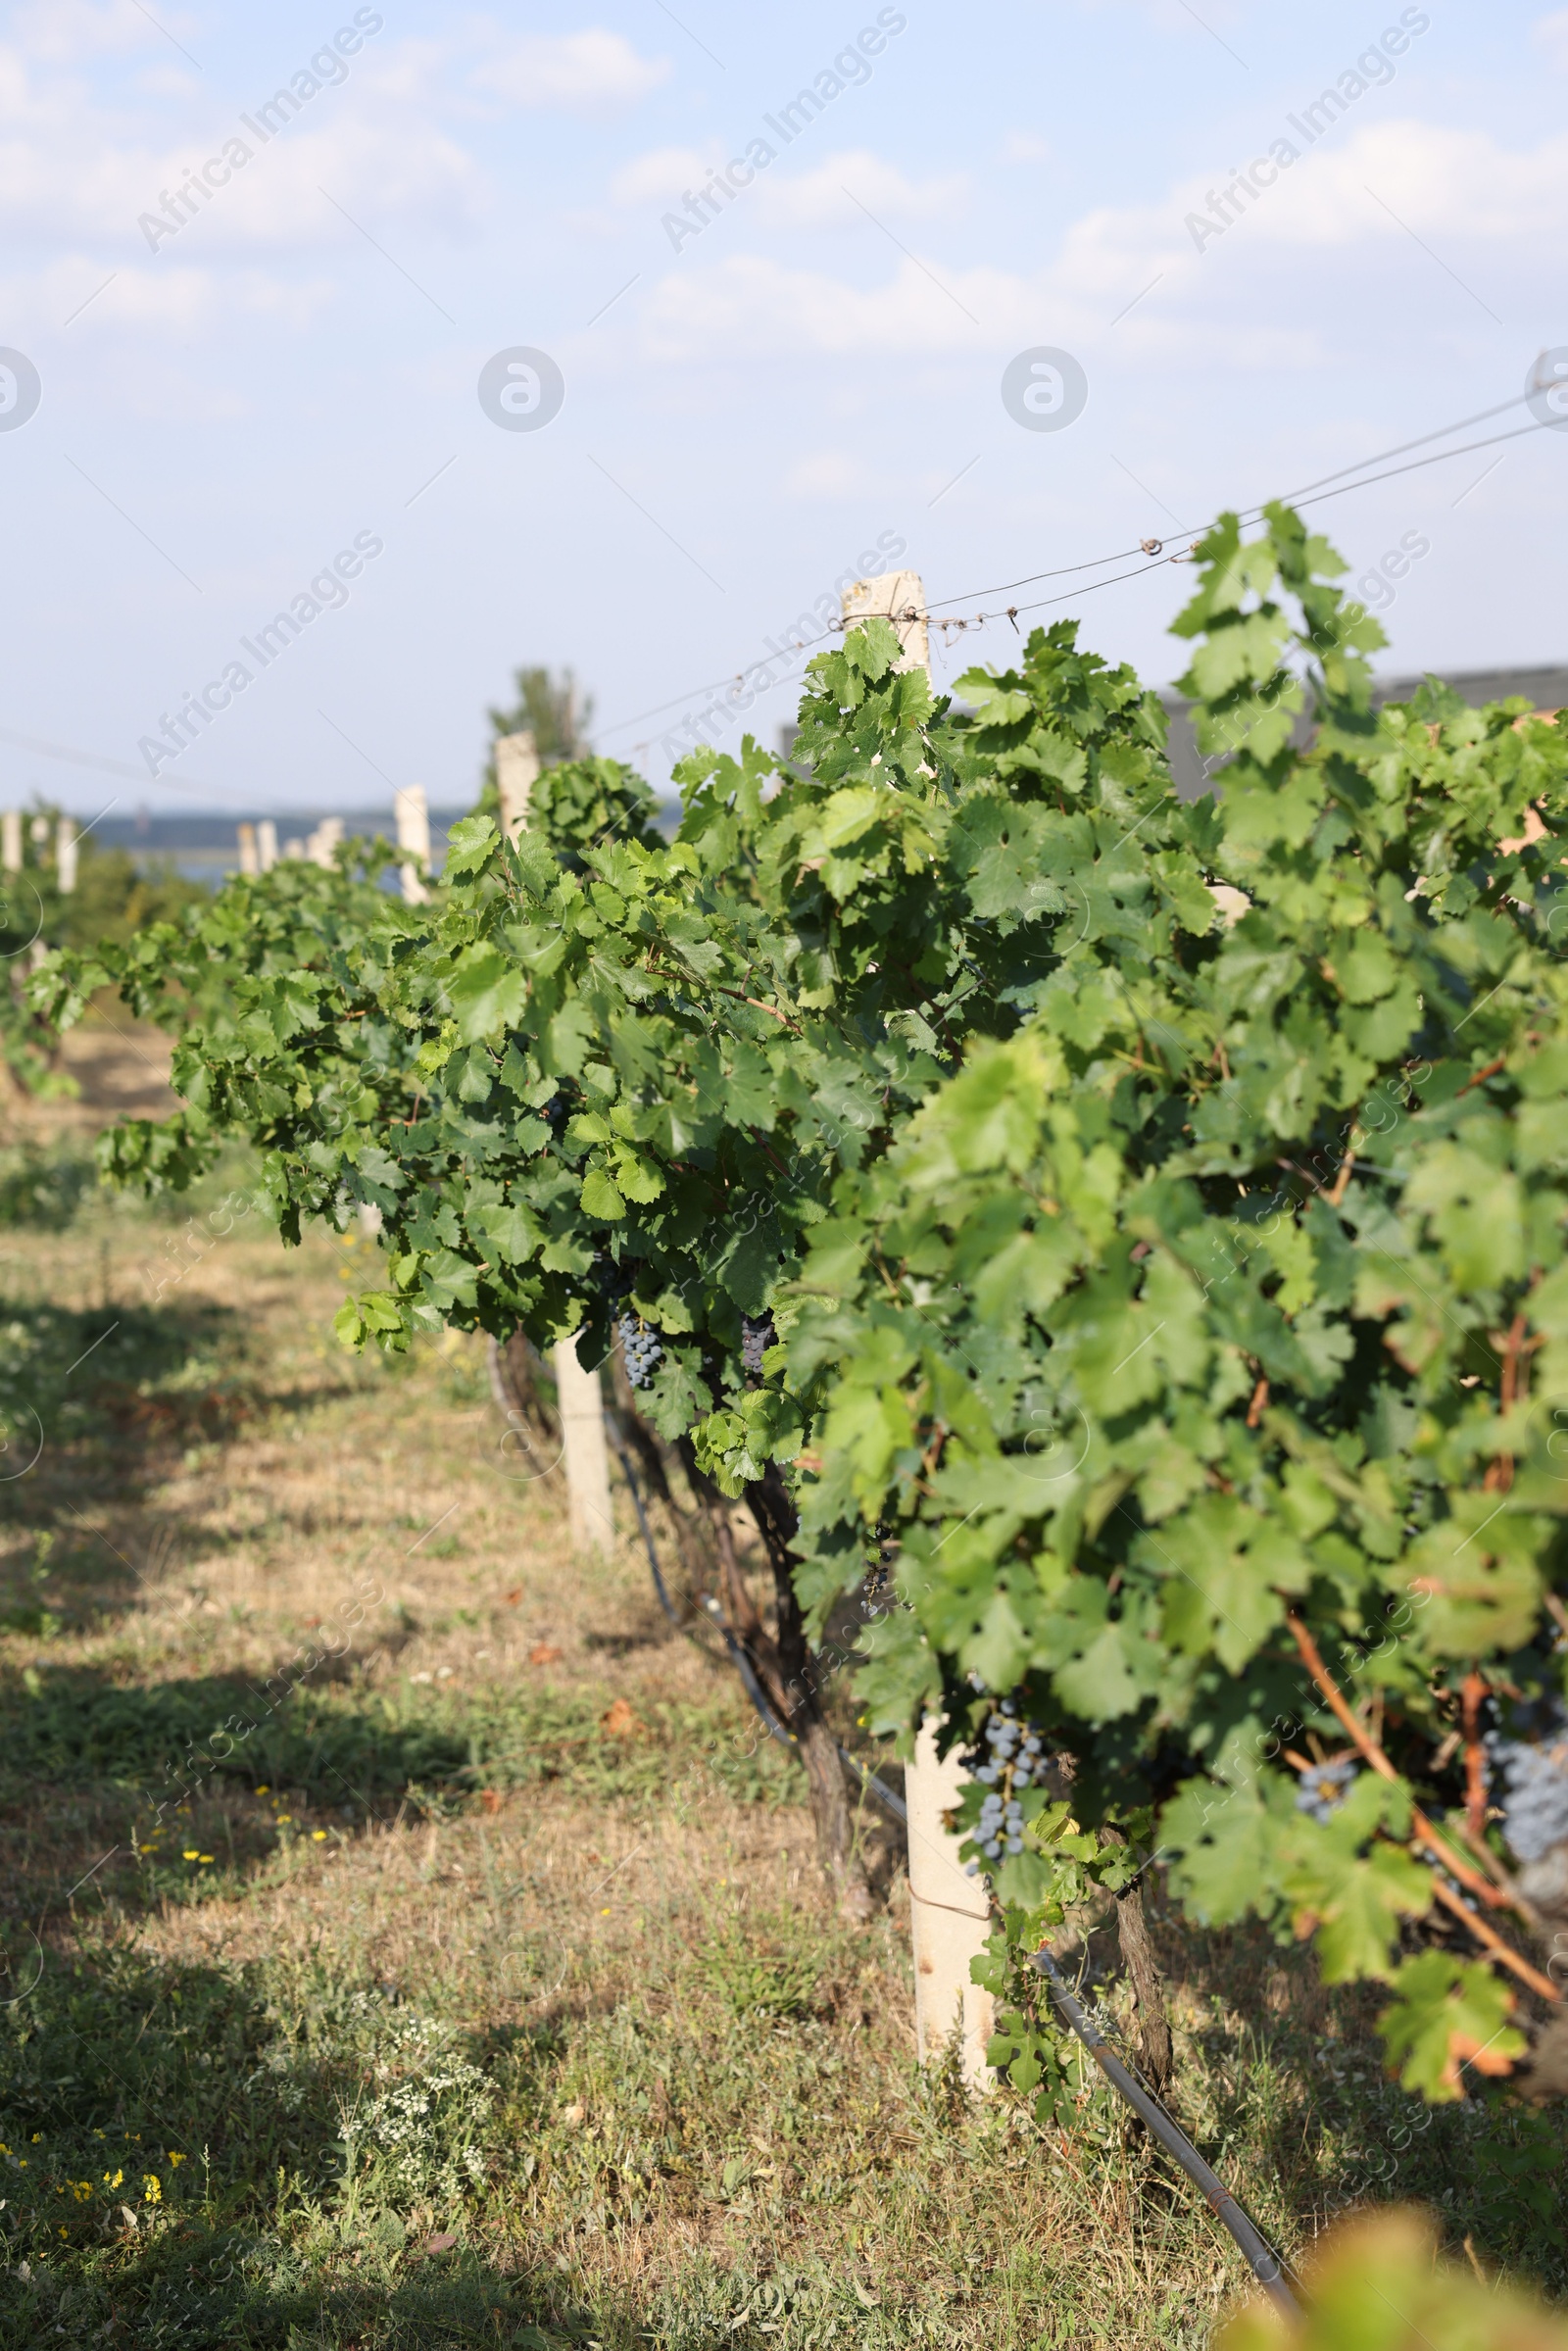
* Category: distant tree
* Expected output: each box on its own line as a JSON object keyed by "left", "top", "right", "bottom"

{"left": 486, "top": 666, "right": 593, "bottom": 767}
{"left": 0, "top": 804, "right": 206, "bottom": 1099}
{"left": 476, "top": 665, "right": 595, "bottom": 825}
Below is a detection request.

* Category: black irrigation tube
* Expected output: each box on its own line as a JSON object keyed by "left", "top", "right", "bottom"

{"left": 837, "top": 1743, "right": 908, "bottom": 1826}
{"left": 610, "top": 1388, "right": 1295, "bottom": 2314}
{"left": 1031, "top": 1948, "right": 1300, "bottom": 2321}
{"left": 591, "top": 1374, "right": 1291, "bottom": 2306}
{"left": 609, "top": 1423, "right": 906, "bottom": 1826}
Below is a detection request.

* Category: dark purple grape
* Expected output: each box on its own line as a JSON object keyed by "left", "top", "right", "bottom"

{"left": 617, "top": 1312, "right": 663, "bottom": 1390}
{"left": 740, "top": 1312, "right": 774, "bottom": 1382}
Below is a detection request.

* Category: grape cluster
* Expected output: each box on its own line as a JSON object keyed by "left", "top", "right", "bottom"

{"left": 618, "top": 1313, "right": 663, "bottom": 1389}
{"left": 1295, "top": 1755, "right": 1358, "bottom": 1823}
{"left": 1488, "top": 1704, "right": 1568, "bottom": 1863}
{"left": 963, "top": 1701, "right": 1048, "bottom": 1873}
{"left": 740, "top": 1313, "right": 774, "bottom": 1383}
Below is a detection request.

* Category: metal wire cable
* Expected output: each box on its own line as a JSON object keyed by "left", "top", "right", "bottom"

{"left": 928, "top": 383, "right": 1544, "bottom": 612}
{"left": 597, "top": 380, "right": 1560, "bottom": 742}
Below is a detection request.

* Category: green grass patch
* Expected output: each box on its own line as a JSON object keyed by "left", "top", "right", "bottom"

{"left": 0, "top": 1139, "right": 97, "bottom": 1230}
{"left": 0, "top": 1923, "right": 1564, "bottom": 2350}
{"left": 0, "top": 1664, "right": 799, "bottom": 1812}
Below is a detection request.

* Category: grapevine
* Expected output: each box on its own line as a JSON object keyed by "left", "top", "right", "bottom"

{"left": 35, "top": 502, "right": 1568, "bottom": 2094}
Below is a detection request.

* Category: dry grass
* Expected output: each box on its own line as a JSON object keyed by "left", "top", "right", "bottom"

{"left": 0, "top": 1024, "right": 1561, "bottom": 2348}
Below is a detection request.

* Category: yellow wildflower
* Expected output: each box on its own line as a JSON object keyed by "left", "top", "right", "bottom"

{"left": 167, "top": 2151, "right": 184, "bottom": 2167}
{"left": 182, "top": 1849, "right": 199, "bottom": 1860}
{"left": 312, "top": 1831, "right": 326, "bottom": 1841}
{"left": 142, "top": 2174, "right": 162, "bottom": 2204}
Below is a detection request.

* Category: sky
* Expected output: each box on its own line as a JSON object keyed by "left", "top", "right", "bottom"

{"left": 2, "top": 0, "right": 1567, "bottom": 821}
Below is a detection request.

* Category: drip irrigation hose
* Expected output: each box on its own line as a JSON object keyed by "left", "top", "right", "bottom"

{"left": 839, "top": 1743, "right": 907, "bottom": 1826}
{"left": 608, "top": 1419, "right": 906, "bottom": 1826}
{"left": 1031, "top": 1948, "right": 1300, "bottom": 2322}
{"left": 608, "top": 1417, "right": 686, "bottom": 1633}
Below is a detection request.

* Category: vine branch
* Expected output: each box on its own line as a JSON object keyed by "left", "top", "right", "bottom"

{"left": 1286, "top": 1614, "right": 1541, "bottom": 1933}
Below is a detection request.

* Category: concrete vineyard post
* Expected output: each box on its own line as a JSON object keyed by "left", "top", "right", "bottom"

{"left": 395, "top": 783, "right": 430, "bottom": 906}
{"left": 494, "top": 727, "right": 611, "bottom": 1554}
{"left": 841, "top": 567, "right": 931, "bottom": 675}
{"left": 496, "top": 731, "right": 540, "bottom": 844}
{"left": 495, "top": 710, "right": 612, "bottom": 1553}
{"left": 842, "top": 567, "right": 994, "bottom": 2085}
{"left": 554, "top": 1333, "right": 613, "bottom": 1556}
{"left": 307, "top": 818, "right": 343, "bottom": 870}
{"left": 256, "top": 819, "right": 277, "bottom": 873}
{"left": 56, "top": 817, "right": 76, "bottom": 894}
{"left": 906, "top": 1721, "right": 997, "bottom": 2082}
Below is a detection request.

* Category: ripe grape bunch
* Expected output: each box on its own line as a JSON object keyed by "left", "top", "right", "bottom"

{"left": 740, "top": 1313, "right": 775, "bottom": 1383}
{"left": 1295, "top": 1754, "right": 1358, "bottom": 1824}
{"left": 617, "top": 1313, "right": 663, "bottom": 1390}
{"left": 1487, "top": 1703, "right": 1568, "bottom": 1863}
{"left": 963, "top": 1700, "right": 1048, "bottom": 1874}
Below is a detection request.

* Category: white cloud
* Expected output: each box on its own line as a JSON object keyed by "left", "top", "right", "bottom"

{"left": 132, "top": 64, "right": 201, "bottom": 99}
{"left": 1235, "top": 118, "right": 1568, "bottom": 246}
{"left": 31, "top": 258, "right": 214, "bottom": 327}
{"left": 638, "top": 252, "right": 1026, "bottom": 361}
{"left": 210, "top": 116, "right": 486, "bottom": 247}
{"left": 754, "top": 150, "right": 967, "bottom": 228}
{"left": 621, "top": 110, "right": 1568, "bottom": 373}
{"left": 0, "top": 256, "right": 334, "bottom": 335}
{"left": 610, "top": 146, "right": 710, "bottom": 205}
{"left": 8, "top": 0, "right": 168, "bottom": 61}
{"left": 1533, "top": 9, "right": 1568, "bottom": 70}
{"left": 0, "top": 99, "right": 485, "bottom": 251}
{"left": 1002, "top": 132, "right": 1050, "bottom": 163}
{"left": 473, "top": 29, "right": 669, "bottom": 110}
{"left": 1034, "top": 115, "right": 1568, "bottom": 331}
{"left": 352, "top": 37, "right": 457, "bottom": 106}
{"left": 631, "top": 244, "right": 1324, "bottom": 373}
{"left": 0, "top": 31, "right": 484, "bottom": 252}
{"left": 607, "top": 146, "right": 965, "bottom": 230}
{"left": 0, "top": 45, "right": 34, "bottom": 116}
